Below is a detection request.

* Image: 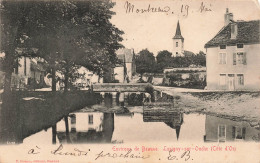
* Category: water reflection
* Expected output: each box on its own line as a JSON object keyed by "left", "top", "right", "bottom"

{"left": 1, "top": 91, "right": 260, "bottom": 144}
{"left": 204, "top": 115, "right": 260, "bottom": 142}
{"left": 143, "top": 110, "right": 183, "bottom": 140}
{"left": 56, "top": 113, "right": 114, "bottom": 144}
{"left": 23, "top": 110, "right": 260, "bottom": 144}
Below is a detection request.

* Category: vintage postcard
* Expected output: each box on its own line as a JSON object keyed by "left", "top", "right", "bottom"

{"left": 0, "top": 0, "right": 259, "bottom": 162}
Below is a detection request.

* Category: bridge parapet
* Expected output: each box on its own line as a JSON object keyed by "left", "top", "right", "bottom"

{"left": 92, "top": 83, "right": 152, "bottom": 92}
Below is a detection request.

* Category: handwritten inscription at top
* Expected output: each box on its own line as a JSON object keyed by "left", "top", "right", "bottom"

{"left": 124, "top": 1, "right": 212, "bottom": 17}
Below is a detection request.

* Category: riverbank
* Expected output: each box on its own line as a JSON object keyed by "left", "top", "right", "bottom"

{"left": 154, "top": 86, "right": 260, "bottom": 129}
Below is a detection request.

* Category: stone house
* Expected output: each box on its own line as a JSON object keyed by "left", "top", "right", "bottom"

{"left": 114, "top": 48, "right": 136, "bottom": 83}
{"left": 11, "top": 48, "right": 46, "bottom": 89}
{"left": 205, "top": 9, "right": 260, "bottom": 91}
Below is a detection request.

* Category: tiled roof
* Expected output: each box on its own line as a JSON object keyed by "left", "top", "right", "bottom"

{"left": 116, "top": 48, "right": 134, "bottom": 63}
{"left": 205, "top": 20, "right": 260, "bottom": 48}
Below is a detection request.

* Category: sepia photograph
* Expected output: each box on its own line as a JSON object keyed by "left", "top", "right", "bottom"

{"left": 0, "top": 0, "right": 259, "bottom": 162}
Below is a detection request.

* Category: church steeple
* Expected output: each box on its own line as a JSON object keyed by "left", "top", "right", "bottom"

{"left": 176, "top": 125, "right": 181, "bottom": 140}
{"left": 172, "top": 20, "right": 184, "bottom": 57}
{"left": 173, "top": 20, "right": 184, "bottom": 40}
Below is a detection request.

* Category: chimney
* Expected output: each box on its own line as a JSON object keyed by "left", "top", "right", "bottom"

{"left": 224, "top": 8, "right": 234, "bottom": 26}
{"left": 230, "top": 22, "right": 238, "bottom": 39}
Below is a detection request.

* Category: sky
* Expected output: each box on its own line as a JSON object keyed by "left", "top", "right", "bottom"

{"left": 110, "top": 0, "right": 260, "bottom": 55}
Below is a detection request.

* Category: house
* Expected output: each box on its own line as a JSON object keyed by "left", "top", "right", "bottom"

{"left": 73, "top": 66, "right": 102, "bottom": 89}
{"left": 56, "top": 112, "right": 114, "bottom": 143}
{"left": 172, "top": 21, "right": 184, "bottom": 57}
{"left": 11, "top": 48, "right": 47, "bottom": 89}
{"left": 12, "top": 55, "right": 31, "bottom": 89}
{"left": 6, "top": 48, "right": 46, "bottom": 89}
{"left": 204, "top": 115, "right": 260, "bottom": 142}
{"left": 114, "top": 48, "right": 136, "bottom": 82}
{"left": 113, "top": 61, "right": 125, "bottom": 83}
{"left": 204, "top": 8, "right": 260, "bottom": 90}
{"left": 29, "top": 58, "right": 46, "bottom": 87}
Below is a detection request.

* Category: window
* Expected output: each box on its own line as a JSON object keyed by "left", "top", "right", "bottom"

{"left": 88, "top": 114, "right": 93, "bottom": 124}
{"left": 24, "top": 57, "right": 27, "bottom": 76}
{"left": 233, "top": 52, "right": 247, "bottom": 65}
{"left": 218, "top": 125, "right": 226, "bottom": 142}
{"left": 237, "top": 74, "right": 244, "bottom": 86}
{"left": 237, "top": 44, "right": 244, "bottom": 49}
{"left": 232, "top": 126, "right": 246, "bottom": 140}
{"left": 219, "top": 53, "right": 227, "bottom": 64}
{"left": 176, "top": 52, "right": 178, "bottom": 55}
{"left": 219, "top": 74, "right": 226, "bottom": 85}
{"left": 220, "top": 45, "right": 226, "bottom": 49}
{"left": 237, "top": 52, "right": 244, "bottom": 64}
{"left": 176, "top": 42, "right": 178, "bottom": 47}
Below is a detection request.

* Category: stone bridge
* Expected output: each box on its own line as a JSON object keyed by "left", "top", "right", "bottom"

{"left": 92, "top": 83, "right": 152, "bottom": 92}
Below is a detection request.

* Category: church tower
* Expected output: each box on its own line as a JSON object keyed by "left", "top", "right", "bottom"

{"left": 172, "top": 21, "right": 184, "bottom": 57}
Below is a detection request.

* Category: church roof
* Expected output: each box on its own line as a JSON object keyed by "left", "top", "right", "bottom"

{"left": 205, "top": 20, "right": 260, "bottom": 48}
{"left": 173, "top": 21, "right": 184, "bottom": 40}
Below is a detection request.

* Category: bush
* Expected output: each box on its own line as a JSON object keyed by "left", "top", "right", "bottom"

{"left": 127, "top": 93, "right": 143, "bottom": 106}
{"left": 145, "top": 84, "right": 154, "bottom": 94}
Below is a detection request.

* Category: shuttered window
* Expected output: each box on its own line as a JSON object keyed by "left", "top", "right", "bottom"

{"left": 219, "top": 53, "right": 226, "bottom": 64}
{"left": 218, "top": 125, "right": 226, "bottom": 142}
{"left": 88, "top": 114, "right": 93, "bottom": 124}
{"left": 237, "top": 52, "right": 244, "bottom": 64}
{"left": 218, "top": 125, "right": 226, "bottom": 138}
{"left": 233, "top": 53, "right": 236, "bottom": 65}
{"left": 234, "top": 52, "right": 247, "bottom": 65}
{"left": 237, "top": 74, "right": 244, "bottom": 86}
{"left": 243, "top": 53, "right": 247, "bottom": 65}
{"left": 232, "top": 126, "right": 246, "bottom": 140}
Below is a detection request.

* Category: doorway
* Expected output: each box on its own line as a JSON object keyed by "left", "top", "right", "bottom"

{"left": 228, "top": 74, "right": 235, "bottom": 90}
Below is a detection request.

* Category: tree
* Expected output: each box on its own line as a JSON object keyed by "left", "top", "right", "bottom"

{"left": 155, "top": 50, "right": 172, "bottom": 72}
{"left": 59, "top": 0, "right": 124, "bottom": 89}
{"left": 194, "top": 51, "right": 206, "bottom": 66}
{"left": 25, "top": 0, "right": 124, "bottom": 91}
{"left": 23, "top": 1, "right": 78, "bottom": 92}
{"left": 0, "top": 0, "right": 124, "bottom": 143}
{"left": 156, "top": 50, "right": 172, "bottom": 63}
{"left": 0, "top": 1, "right": 36, "bottom": 106}
{"left": 73, "top": 0, "right": 123, "bottom": 83}
{"left": 168, "top": 50, "right": 206, "bottom": 68}
{"left": 136, "top": 49, "right": 155, "bottom": 75}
